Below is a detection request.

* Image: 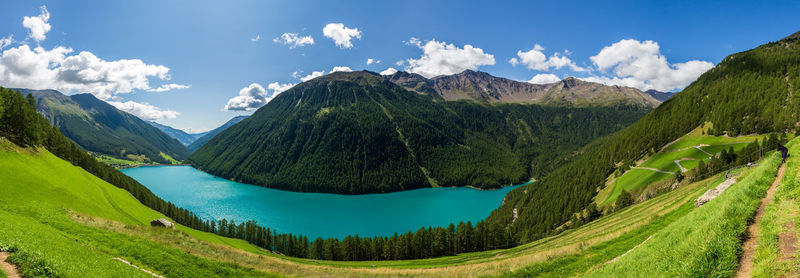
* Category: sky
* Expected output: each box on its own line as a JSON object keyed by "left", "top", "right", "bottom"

{"left": 0, "top": 0, "right": 798, "bottom": 132}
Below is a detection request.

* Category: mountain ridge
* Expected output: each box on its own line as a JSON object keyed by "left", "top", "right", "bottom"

{"left": 20, "top": 88, "right": 189, "bottom": 164}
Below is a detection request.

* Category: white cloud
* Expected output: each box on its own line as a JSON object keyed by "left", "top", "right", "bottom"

{"left": 0, "top": 35, "right": 13, "bottom": 50}
{"left": 22, "top": 6, "right": 51, "bottom": 42}
{"left": 331, "top": 66, "right": 352, "bottom": 73}
{"left": 267, "top": 82, "right": 294, "bottom": 94}
{"left": 585, "top": 39, "right": 714, "bottom": 91}
{"left": 273, "top": 33, "right": 314, "bottom": 48}
{"left": 323, "top": 23, "right": 361, "bottom": 49}
{"left": 224, "top": 83, "right": 268, "bottom": 111}
{"left": 148, "top": 83, "right": 190, "bottom": 92}
{"left": 405, "top": 39, "right": 495, "bottom": 78}
{"left": 395, "top": 60, "right": 405, "bottom": 66}
{"left": 0, "top": 45, "right": 187, "bottom": 100}
{"left": 527, "top": 73, "right": 561, "bottom": 84}
{"left": 107, "top": 100, "right": 179, "bottom": 121}
{"left": 366, "top": 58, "right": 380, "bottom": 65}
{"left": 299, "top": 70, "right": 324, "bottom": 82}
{"left": 510, "top": 44, "right": 585, "bottom": 72}
{"left": 380, "top": 67, "right": 398, "bottom": 75}
{"left": 250, "top": 34, "right": 261, "bottom": 42}
{"left": 224, "top": 82, "right": 294, "bottom": 111}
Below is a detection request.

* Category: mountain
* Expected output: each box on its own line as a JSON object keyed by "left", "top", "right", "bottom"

{"left": 488, "top": 31, "right": 800, "bottom": 243}
{"left": 187, "top": 115, "right": 248, "bottom": 152}
{"left": 643, "top": 89, "right": 676, "bottom": 102}
{"left": 189, "top": 71, "right": 650, "bottom": 194}
{"left": 385, "top": 70, "right": 662, "bottom": 108}
{"left": 149, "top": 121, "right": 206, "bottom": 145}
{"left": 21, "top": 89, "right": 189, "bottom": 164}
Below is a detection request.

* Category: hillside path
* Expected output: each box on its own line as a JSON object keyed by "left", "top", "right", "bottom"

{"left": 630, "top": 166, "right": 672, "bottom": 174}
{"left": 736, "top": 163, "right": 787, "bottom": 278}
{"left": 0, "top": 252, "right": 21, "bottom": 278}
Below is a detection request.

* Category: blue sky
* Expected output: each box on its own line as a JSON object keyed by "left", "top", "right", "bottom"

{"left": 0, "top": 0, "right": 798, "bottom": 132}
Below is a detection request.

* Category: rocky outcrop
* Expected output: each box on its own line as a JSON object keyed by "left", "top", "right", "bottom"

{"left": 150, "top": 218, "right": 175, "bottom": 229}
{"left": 695, "top": 177, "right": 737, "bottom": 207}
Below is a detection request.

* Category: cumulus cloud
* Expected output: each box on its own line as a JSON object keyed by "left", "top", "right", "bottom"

{"left": 224, "top": 82, "right": 294, "bottom": 111}
{"left": 527, "top": 73, "right": 561, "bottom": 84}
{"left": 380, "top": 67, "right": 398, "bottom": 75}
{"left": 323, "top": 23, "right": 361, "bottom": 49}
{"left": 250, "top": 34, "right": 261, "bottom": 42}
{"left": 300, "top": 71, "right": 325, "bottom": 82}
{"left": 366, "top": 58, "right": 380, "bottom": 65}
{"left": 149, "top": 83, "right": 190, "bottom": 92}
{"left": 273, "top": 33, "right": 314, "bottom": 48}
{"left": 107, "top": 100, "right": 179, "bottom": 121}
{"left": 331, "top": 66, "right": 352, "bottom": 73}
{"left": 585, "top": 39, "right": 714, "bottom": 91}
{"left": 404, "top": 39, "right": 495, "bottom": 78}
{"left": 510, "top": 44, "right": 585, "bottom": 72}
{"left": 22, "top": 6, "right": 51, "bottom": 42}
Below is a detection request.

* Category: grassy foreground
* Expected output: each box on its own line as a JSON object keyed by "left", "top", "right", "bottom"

{"left": 588, "top": 144, "right": 787, "bottom": 276}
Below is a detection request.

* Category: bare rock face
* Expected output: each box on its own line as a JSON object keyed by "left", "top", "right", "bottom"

{"left": 695, "top": 177, "right": 737, "bottom": 207}
{"left": 385, "top": 70, "right": 662, "bottom": 108}
{"left": 150, "top": 218, "right": 176, "bottom": 229}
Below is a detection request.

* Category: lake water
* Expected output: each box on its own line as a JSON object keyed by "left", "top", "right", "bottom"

{"left": 122, "top": 166, "right": 522, "bottom": 239}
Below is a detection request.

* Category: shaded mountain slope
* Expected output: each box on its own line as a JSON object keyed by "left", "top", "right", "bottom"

{"left": 21, "top": 89, "right": 189, "bottom": 163}
{"left": 189, "top": 71, "right": 649, "bottom": 194}
{"left": 187, "top": 115, "right": 248, "bottom": 152}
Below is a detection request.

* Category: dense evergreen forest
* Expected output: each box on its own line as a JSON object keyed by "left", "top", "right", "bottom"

{"left": 488, "top": 35, "right": 800, "bottom": 243}
{"left": 21, "top": 89, "right": 189, "bottom": 164}
{"left": 190, "top": 71, "right": 650, "bottom": 194}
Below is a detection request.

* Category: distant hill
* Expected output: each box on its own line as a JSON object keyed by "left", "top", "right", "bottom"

{"left": 385, "top": 70, "right": 662, "bottom": 108}
{"left": 189, "top": 71, "right": 650, "bottom": 194}
{"left": 187, "top": 115, "right": 248, "bottom": 152}
{"left": 21, "top": 89, "right": 189, "bottom": 164}
{"left": 643, "top": 89, "right": 676, "bottom": 102}
{"left": 489, "top": 30, "right": 800, "bottom": 243}
{"left": 149, "top": 121, "right": 206, "bottom": 146}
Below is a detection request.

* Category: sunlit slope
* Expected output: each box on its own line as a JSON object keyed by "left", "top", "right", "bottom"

{"left": 596, "top": 124, "right": 767, "bottom": 206}
{"left": 587, "top": 143, "right": 789, "bottom": 277}
{"left": 0, "top": 140, "right": 276, "bottom": 277}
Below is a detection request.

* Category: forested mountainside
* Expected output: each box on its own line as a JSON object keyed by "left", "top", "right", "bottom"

{"left": 187, "top": 115, "right": 248, "bottom": 152}
{"left": 385, "top": 70, "right": 662, "bottom": 108}
{"left": 149, "top": 120, "right": 205, "bottom": 146}
{"left": 189, "top": 71, "right": 650, "bottom": 194}
{"left": 20, "top": 89, "right": 189, "bottom": 164}
{"left": 488, "top": 32, "right": 800, "bottom": 243}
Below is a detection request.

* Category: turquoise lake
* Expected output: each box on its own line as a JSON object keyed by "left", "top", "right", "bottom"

{"left": 121, "top": 166, "right": 521, "bottom": 239}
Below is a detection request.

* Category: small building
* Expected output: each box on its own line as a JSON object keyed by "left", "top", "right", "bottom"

{"left": 150, "top": 218, "right": 176, "bottom": 229}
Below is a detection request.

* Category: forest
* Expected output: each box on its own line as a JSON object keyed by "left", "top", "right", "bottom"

{"left": 189, "top": 72, "right": 650, "bottom": 194}
{"left": 489, "top": 35, "right": 800, "bottom": 243}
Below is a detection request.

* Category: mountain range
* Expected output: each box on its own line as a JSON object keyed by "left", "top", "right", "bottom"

{"left": 187, "top": 115, "right": 248, "bottom": 152}
{"left": 384, "top": 70, "right": 664, "bottom": 107}
{"left": 148, "top": 121, "right": 207, "bottom": 146}
{"left": 189, "top": 71, "right": 656, "bottom": 194}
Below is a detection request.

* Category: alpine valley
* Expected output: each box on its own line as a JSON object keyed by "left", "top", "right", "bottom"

{"left": 1, "top": 2, "right": 799, "bottom": 277}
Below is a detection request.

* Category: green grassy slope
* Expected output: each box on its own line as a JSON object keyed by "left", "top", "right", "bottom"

{"left": 587, "top": 145, "right": 787, "bottom": 276}
{"left": 0, "top": 139, "right": 275, "bottom": 277}
{"left": 596, "top": 128, "right": 767, "bottom": 206}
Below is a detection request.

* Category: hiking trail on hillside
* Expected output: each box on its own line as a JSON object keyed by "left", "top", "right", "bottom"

{"left": 0, "top": 252, "right": 21, "bottom": 278}
{"left": 736, "top": 163, "right": 787, "bottom": 277}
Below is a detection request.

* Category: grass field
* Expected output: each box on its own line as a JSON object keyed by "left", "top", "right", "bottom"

{"left": 597, "top": 127, "right": 768, "bottom": 206}
{"left": 587, "top": 143, "right": 788, "bottom": 276}
{"left": 93, "top": 153, "right": 142, "bottom": 166}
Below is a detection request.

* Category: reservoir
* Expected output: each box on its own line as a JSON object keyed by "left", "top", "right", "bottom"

{"left": 122, "top": 165, "right": 522, "bottom": 239}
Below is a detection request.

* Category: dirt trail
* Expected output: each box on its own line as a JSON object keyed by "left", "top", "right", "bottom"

{"left": 0, "top": 252, "right": 21, "bottom": 278}
{"left": 736, "top": 163, "right": 787, "bottom": 278}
